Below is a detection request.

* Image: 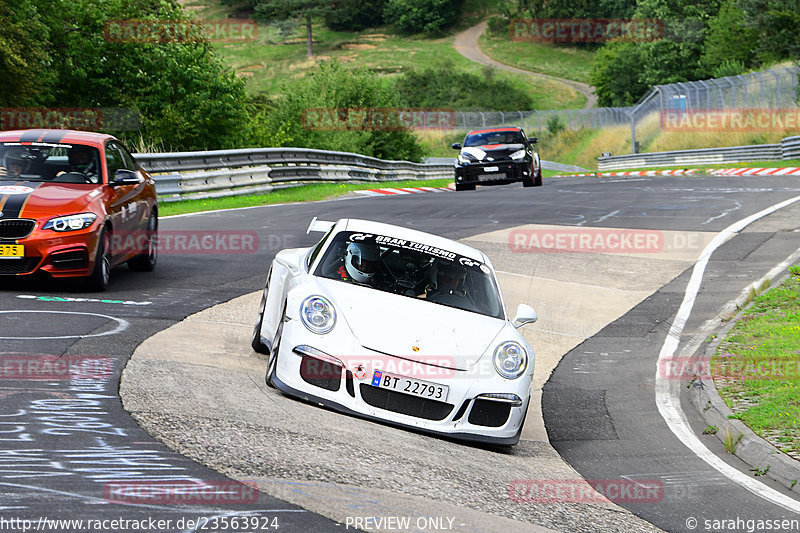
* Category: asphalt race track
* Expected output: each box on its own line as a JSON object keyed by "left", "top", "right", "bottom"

{"left": 2, "top": 174, "right": 800, "bottom": 532}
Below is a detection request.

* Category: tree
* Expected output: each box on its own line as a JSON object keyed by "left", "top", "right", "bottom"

{"left": 590, "top": 42, "right": 648, "bottom": 106}
{"left": 325, "top": 0, "right": 387, "bottom": 31}
{"left": 588, "top": 0, "right": 724, "bottom": 105}
{"left": 7, "top": 0, "right": 252, "bottom": 150}
{"left": 0, "top": 1, "right": 53, "bottom": 106}
{"left": 251, "top": 0, "right": 335, "bottom": 57}
{"left": 738, "top": 0, "right": 800, "bottom": 64}
{"left": 518, "top": 0, "right": 637, "bottom": 18}
{"left": 700, "top": 0, "right": 758, "bottom": 74}
{"left": 383, "top": 0, "right": 464, "bottom": 34}
{"left": 394, "top": 60, "right": 534, "bottom": 111}
{"left": 262, "top": 60, "right": 425, "bottom": 161}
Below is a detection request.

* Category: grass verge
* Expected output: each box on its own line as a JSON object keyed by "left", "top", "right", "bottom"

{"left": 159, "top": 178, "right": 452, "bottom": 216}
{"left": 712, "top": 267, "right": 800, "bottom": 458}
{"left": 477, "top": 32, "right": 595, "bottom": 84}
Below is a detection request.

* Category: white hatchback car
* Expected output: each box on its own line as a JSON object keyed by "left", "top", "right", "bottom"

{"left": 252, "top": 218, "right": 538, "bottom": 445}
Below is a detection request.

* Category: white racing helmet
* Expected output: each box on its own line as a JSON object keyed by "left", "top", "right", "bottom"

{"left": 345, "top": 242, "right": 381, "bottom": 283}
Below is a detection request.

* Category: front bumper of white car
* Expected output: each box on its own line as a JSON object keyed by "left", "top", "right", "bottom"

{"left": 271, "top": 319, "right": 533, "bottom": 446}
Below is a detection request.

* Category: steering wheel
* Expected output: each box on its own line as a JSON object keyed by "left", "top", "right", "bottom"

{"left": 428, "top": 290, "right": 474, "bottom": 311}
{"left": 381, "top": 260, "right": 429, "bottom": 295}
{"left": 52, "top": 171, "right": 92, "bottom": 184}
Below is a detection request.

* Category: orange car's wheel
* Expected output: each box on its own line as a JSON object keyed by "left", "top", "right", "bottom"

{"left": 86, "top": 228, "right": 111, "bottom": 292}
{"left": 128, "top": 212, "right": 157, "bottom": 272}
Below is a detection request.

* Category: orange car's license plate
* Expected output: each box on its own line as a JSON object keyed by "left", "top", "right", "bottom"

{"left": 0, "top": 245, "right": 24, "bottom": 258}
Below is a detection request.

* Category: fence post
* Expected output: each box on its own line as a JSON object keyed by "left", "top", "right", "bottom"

{"left": 754, "top": 71, "right": 765, "bottom": 106}
{"left": 726, "top": 77, "right": 737, "bottom": 108}
{"left": 736, "top": 75, "right": 748, "bottom": 107}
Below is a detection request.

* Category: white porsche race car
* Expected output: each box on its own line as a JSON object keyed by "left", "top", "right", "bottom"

{"left": 252, "top": 218, "right": 538, "bottom": 445}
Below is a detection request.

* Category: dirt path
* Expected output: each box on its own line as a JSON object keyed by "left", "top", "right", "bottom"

{"left": 453, "top": 21, "right": 598, "bottom": 109}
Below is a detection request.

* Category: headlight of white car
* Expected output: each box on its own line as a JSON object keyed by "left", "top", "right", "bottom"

{"left": 42, "top": 213, "right": 97, "bottom": 232}
{"left": 300, "top": 295, "right": 336, "bottom": 334}
{"left": 509, "top": 149, "right": 526, "bottom": 160}
{"left": 493, "top": 341, "right": 527, "bottom": 379}
{"left": 457, "top": 153, "right": 473, "bottom": 164}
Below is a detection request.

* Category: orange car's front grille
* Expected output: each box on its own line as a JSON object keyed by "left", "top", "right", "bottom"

{"left": 0, "top": 219, "right": 35, "bottom": 239}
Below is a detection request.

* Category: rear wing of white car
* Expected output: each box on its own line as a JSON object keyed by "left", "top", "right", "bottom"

{"left": 306, "top": 217, "right": 335, "bottom": 234}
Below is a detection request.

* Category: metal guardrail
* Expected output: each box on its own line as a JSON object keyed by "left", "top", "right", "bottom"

{"left": 782, "top": 135, "right": 800, "bottom": 159}
{"left": 133, "top": 147, "right": 454, "bottom": 202}
{"left": 597, "top": 136, "right": 799, "bottom": 171}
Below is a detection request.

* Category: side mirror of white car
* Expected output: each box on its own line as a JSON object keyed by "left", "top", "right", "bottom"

{"left": 512, "top": 304, "right": 538, "bottom": 328}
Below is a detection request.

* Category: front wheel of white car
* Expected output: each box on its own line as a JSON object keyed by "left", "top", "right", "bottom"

{"left": 265, "top": 333, "right": 280, "bottom": 389}
{"left": 265, "top": 301, "right": 285, "bottom": 389}
{"left": 251, "top": 292, "right": 269, "bottom": 354}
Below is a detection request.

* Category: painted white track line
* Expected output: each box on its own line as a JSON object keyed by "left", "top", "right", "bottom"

{"left": 655, "top": 194, "right": 800, "bottom": 514}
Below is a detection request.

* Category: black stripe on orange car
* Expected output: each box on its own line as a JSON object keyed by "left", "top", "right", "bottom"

{"left": 0, "top": 181, "right": 43, "bottom": 219}
{"left": 0, "top": 192, "right": 9, "bottom": 216}
{"left": 41, "top": 130, "right": 68, "bottom": 144}
{"left": 18, "top": 130, "right": 47, "bottom": 143}
{"left": 0, "top": 180, "right": 22, "bottom": 217}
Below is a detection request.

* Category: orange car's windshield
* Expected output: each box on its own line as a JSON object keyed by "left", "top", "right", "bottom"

{"left": 0, "top": 142, "right": 101, "bottom": 184}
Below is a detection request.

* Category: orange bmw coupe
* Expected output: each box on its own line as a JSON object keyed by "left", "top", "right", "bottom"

{"left": 0, "top": 129, "right": 158, "bottom": 290}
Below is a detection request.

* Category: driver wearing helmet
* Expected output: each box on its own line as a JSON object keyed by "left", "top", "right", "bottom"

{"left": 56, "top": 145, "right": 98, "bottom": 180}
{"left": 337, "top": 241, "right": 382, "bottom": 286}
{"left": 425, "top": 260, "right": 467, "bottom": 299}
{"left": 0, "top": 149, "right": 30, "bottom": 179}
